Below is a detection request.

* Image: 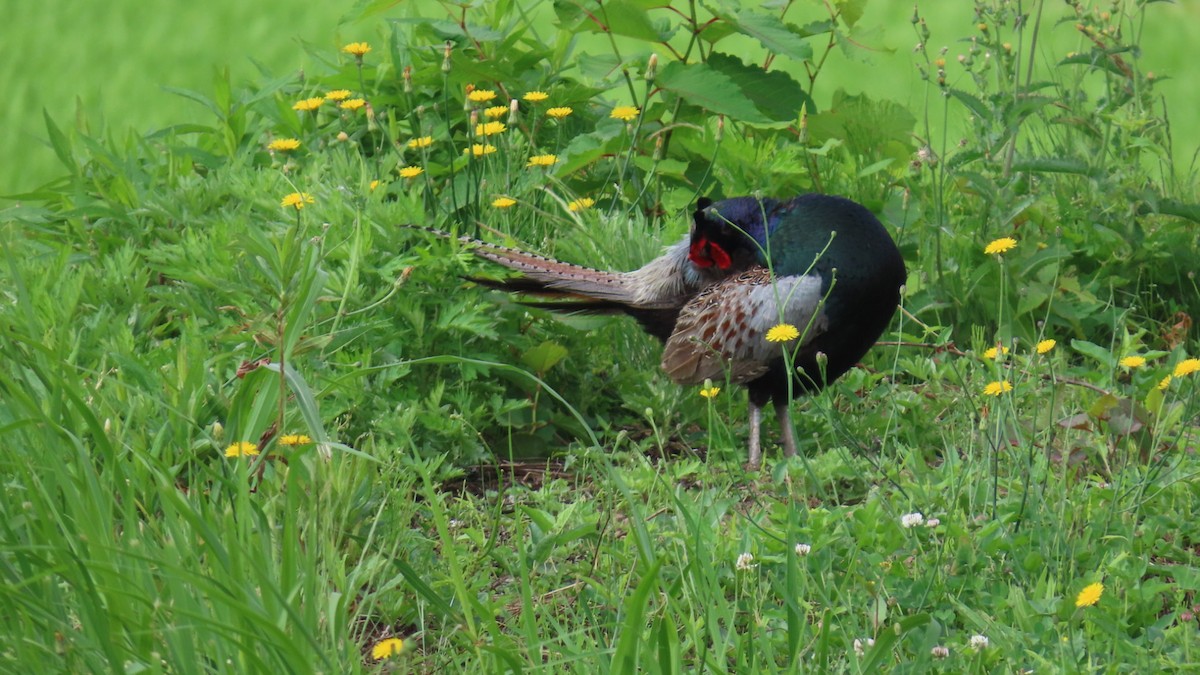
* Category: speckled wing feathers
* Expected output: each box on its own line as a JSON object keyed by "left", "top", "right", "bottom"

{"left": 660, "top": 268, "right": 827, "bottom": 386}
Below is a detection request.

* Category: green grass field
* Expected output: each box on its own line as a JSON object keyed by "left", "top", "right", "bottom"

{"left": 4, "top": 1, "right": 1197, "bottom": 194}
{"left": 3, "top": 0, "right": 1200, "bottom": 672}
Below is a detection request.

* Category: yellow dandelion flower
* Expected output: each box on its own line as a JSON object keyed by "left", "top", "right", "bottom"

{"left": 984, "top": 237, "right": 1017, "bottom": 255}
{"left": 983, "top": 346, "right": 1009, "bottom": 360}
{"left": 467, "top": 89, "right": 497, "bottom": 103}
{"left": 1119, "top": 356, "right": 1146, "bottom": 369}
{"left": 281, "top": 192, "right": 315, "bottom": 210}
{"left": 268, "top": 138, "right": 301, "bottom": 152}
{"left": 983, "top": 380, "right": 1013, "bottom": 396}
{"left": 475, "top": 121, "right": 506, "bottom": 136}
{"left": 1174, "top": 358, "right": 1200, "bottom": 377}
{"left": 567, "top": 197, "right": 595, "bottom": 212}
{"left": 407, "top": 136, "right": 433, "bottom": 149}
{"left": 1158, "top": 375, "right": 1172, "bottom": 390}
{"left": 523, "top": 91, "right": 549, "bottom": 102}
{"left": 547, "top": 107, "right": 573, "bottom": 119}
{"left": 492, "top": 196, "right": 517, "bottom": 208}
{"left": 1075, "top": 582, "right": 1103, "bottom": 608}
{"left": 527, "top": 154, "right": 557, "bottom": 167}
{"left": 484, "top": 105, "right": 508, "bottom": 119}
{"left": 369, "top": 180, "right": 382, "bottom": 192}
{"left": 766, "top": 323, "right": 800, "bottom": 343}
{"left": 342, "top": 42, "right": 372, "bottom": 57}
{"left": 464, "top": 143, "right": 497, "bottom": 157}
{"left": 278, "top": 434, "right": 312, "bottom": 446}
{"left": 699, "top": 380, "right": 721, "bottom": 399}
{"left": 224, "top": 442, "right": 259, "bottom": 458}
{"left": 611, "top": 106, "right": 640, "bottom": 122}
{"left": 325, "top": 89, "right": 352, "bottom": 101}
{"left": 340, "top": 98, "right": 366, "bottom": 111}
{"left": 1036, "top": 339, "right": 1056, "bottom": 354}
{"left": 371, "top": 637, "right": 405, "bottom": 660}
{"left": 293, "top": 97, "right": 325, "bottom": 112}
{"left": 399, "top": 166, "right": 424, "bottom": 179}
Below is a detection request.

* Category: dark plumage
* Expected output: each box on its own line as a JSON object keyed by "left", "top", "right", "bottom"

{"left": 425, "top": 194, "right": 905, "bottom": 467}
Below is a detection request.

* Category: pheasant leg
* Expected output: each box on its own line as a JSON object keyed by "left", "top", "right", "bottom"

{"left": 776, "top": 399, "right": 798, "bottom": 458}
{"left": 747, "top": 399, "right": 763, "bottom": 469}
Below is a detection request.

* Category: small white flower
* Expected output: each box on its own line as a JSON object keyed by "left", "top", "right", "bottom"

{"left": 735, "top": 552, "right": 757, "bottom": 571}
{"left": 853, "top": 638, "right": 875, "bottom": 656}
{"left": 794, "top": 543, "right": 812, "bottom": 557}
{"left": 931, "top": 645, "right": 949, "bottom": 658}
{"left": 969, "top": 634, "right": 989, "bottom": 650}
{"left": 925, "top": 517, "right": 941, "bottom": 528}
{"left": 901, "top": 512, "right": 925, "bottom": 528}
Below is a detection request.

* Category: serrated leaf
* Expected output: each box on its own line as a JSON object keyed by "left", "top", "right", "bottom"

{"left": 716, "top": 10, "right": 814, "bottom": 62}
{"left": 42, "top": 110, "right": 79, "bottom": 175}
{"left": 1059, "top": 52, "right": 1130, "bottom": 78}
{"left": 656, "top": 61, "right": 771, "bottom": 124}
{"left": 706, "top": 52, "right": 814, "bottom": 122}
{"left": 739, "top": 13, "right": 813, "bottom": 58}
{"left": 948, "top": 88, "right": 991, "bottom": 121}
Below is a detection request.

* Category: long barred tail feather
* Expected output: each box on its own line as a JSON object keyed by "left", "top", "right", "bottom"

{"left": 411, "top": 225, "right": 638, "bottom": 304}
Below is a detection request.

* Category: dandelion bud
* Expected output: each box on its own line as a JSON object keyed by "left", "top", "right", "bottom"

{"left": 911, "top": 7, "right": 920, "bottom": 23}
{"left": 212, "top": 421, "right": 224, "bottom": 440}
{"left": 798, "top": 105, "right": 808, "bottom": 143}
{"left": 508, "top": 98, "right": 519, "bottom": 125}
{"left": 715, "top": 116, "right": 724, "bottom": 142}
{"left": 403, "top": 65, "right": 413, "bottom": 93}
{"left": 103, "top": 418, "right": 112, "bottom": 434}
{"left": 653, "top": 135, "right": 664, "bottom": 161}
{"left": 468, "top": 110, "right": 479, "bottom": 134}
{"left": 442, "top": 41, "right": 453, "bottom": 73}
{"left": 336, "top": 131, "right": 349, "bottom": 142}
{"left": 646, "top": 53, "right": 658, "bottom": 83}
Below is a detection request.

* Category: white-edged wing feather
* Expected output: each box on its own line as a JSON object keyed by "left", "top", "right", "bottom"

{"left": 660, "top": 267, "right": 827, "bottom": 385}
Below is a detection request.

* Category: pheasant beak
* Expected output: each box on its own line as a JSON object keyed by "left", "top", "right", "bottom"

{"left": 689, "top": 236, "right": 732, "bottom": 270}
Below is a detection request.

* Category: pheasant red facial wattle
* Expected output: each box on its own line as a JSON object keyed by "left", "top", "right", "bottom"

{"left": 688, "top": 236, "right": 732, "bottom": 270}
{"left": 420, "top": 193, "right": 906, "bottom": 469}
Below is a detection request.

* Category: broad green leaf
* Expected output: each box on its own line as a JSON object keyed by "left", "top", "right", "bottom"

{"left": 656, "top": 61, "right": 771, "bottom": 124}
{"left": 521, "top": 341, "right": 569, "bottom": 373}
{"left": 597, "top": 0, "right": 668, "bottom": 41}
{"left": 706, "top": 52, "right": 814, "bottom": 122}
{"left": 836, "top": 0, "right": 867, "bottom": 27}
{"left": 1071, "top": 339, "right": 1115, "bottom": 368}
{"left": 714, "top": 10, "right": 814, "bottom": 62}
{"left": 554, "top": 0, "right": 667, "bottom": 42}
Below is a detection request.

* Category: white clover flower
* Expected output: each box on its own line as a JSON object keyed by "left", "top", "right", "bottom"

{"left": 794, "top": 543, "right": 812, "bottom": 557}
{"left": 852, "top": 637, "right": 875, "bottom": 656}
{"left": 735, "top": 552, "right": 757, "bottom": 571}
{"left": 901, "top": 512, "right": 925, "bottom": 528}
{"left": 931, "top": 645, "right": 949, "bottom": 658}
{"left": 925, "top": 517, "right": 941, "bottom": 528}
{"left": 969, "top": 634, "right": 989, "bottom": 650}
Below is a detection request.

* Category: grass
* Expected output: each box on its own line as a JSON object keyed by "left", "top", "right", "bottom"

{"left": 2, "top": 0, "right": 1200, "bottom": 672}
{"left": 5, "top": 1, "right": 1198, "bottom": 194}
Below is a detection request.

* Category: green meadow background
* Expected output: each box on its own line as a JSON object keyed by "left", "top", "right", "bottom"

{"left": 4, "top": 1, "right": 1197, "bottom": 195}
{"left": 5, "top": 0, "right": 1200, "bottom": 671}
